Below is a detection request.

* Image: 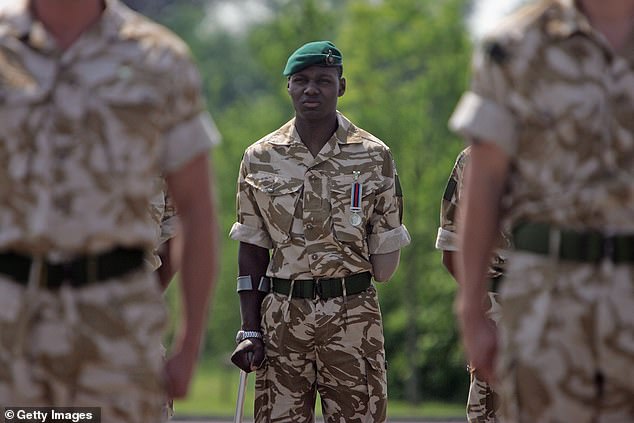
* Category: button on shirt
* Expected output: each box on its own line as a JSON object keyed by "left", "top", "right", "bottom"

{"left": 450, "top": 0, "right": 634, "bottom": 232}
{"left": 230, "top": 112, "right": 411, "bottom": 280}
{"left": 0, "top": 0, "right": 220, "bottom": 258}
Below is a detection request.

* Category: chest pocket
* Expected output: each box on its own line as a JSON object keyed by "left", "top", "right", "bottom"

{"left": 245, "top": 172, "right": 303, "bottom": 245}
{"left": 329, "top": 175, "right": 381, "bottom": 244}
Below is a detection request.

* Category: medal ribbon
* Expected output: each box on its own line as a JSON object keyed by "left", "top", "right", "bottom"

{"left": 350, "top": 181, "right": 362, "bottom": 212}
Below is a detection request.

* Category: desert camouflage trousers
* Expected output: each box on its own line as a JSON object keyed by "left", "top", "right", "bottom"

{"left": 497, "top": 252, "right": 634, "bottom": 423}
{"left": 255, "top": 286, "right": 387, "bottom": 423}
{"left": 467, "top": 292, "right": 502, "bottom": 423}
{"left": 0, "top": 270, "right": 168, "bottom": 423}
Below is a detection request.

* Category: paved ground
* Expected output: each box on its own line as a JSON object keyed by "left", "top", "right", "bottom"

{"left": 171, "top": 417, "right": 465, "bottom": 423}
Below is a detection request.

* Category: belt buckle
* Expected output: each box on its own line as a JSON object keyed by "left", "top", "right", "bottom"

{"left": 313, "top": 278, "right": 323, "bottom": 299}
{"left": 603, "top": 236, "right": 615, "bottom": 262}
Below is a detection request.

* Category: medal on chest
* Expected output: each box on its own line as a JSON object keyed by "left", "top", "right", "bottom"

{"left": 350, "top": 170, "right": 363, "bottom": 226}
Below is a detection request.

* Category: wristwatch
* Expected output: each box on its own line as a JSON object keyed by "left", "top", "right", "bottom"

{"left": 235, "top": 329, "right": 263, "bottom": 344}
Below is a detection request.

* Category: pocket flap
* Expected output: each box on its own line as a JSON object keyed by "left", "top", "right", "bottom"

{"left": 364, "top": 351, "right": 387, "bottom": 372}
{"left": 245, "top": 173, "right": 303, "bottom": 196}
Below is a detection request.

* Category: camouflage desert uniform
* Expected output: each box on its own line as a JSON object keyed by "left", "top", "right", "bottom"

{"left": 230, "top": 112, "right": 411, "bottom": 422}
{"left": 0, "top": 1, "right": 218, "bottom": 422}
{"left": 435, "top": 147, "right": 507, "bottom": 423}
{"left": 147, "top": 180, "right": 181, "bottom": 271}
{"left": 450, "top": 1, "right": 634, "bottom": 421}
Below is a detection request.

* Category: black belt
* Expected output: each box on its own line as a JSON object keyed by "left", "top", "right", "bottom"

{"left": 271, "top": 272, "right": 372, "bottom": 299}
{"left": 0, "top": 247, "right": 145, "bottom": 289}
{"left": 513, "top": 222, "right": 634, "bottom": 263}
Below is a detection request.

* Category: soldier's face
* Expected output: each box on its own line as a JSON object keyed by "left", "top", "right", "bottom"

{"left": 287, "top": 66, "right": 345, "bottom": 121}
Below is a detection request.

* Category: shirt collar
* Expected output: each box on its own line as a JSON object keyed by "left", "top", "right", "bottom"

{"left": 545, "top": 0, "right": 599, "bottom": 39}
{"left": 267, "top": 111, "right": 363, "bottom": 146}
{"left": 546, "top": 0, "right": 634, "bottom": 58}
{"left": 5, "top": 0, "right": 127, "bottom": 52}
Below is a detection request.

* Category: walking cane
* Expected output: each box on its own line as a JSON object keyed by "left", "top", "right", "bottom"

{"left": 233, "top": 352, "right": 253, "bottom": 423}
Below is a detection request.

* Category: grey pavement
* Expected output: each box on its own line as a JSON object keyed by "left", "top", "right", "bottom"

{"left": 173, "top": 418, "right": 464, "bottom": 423}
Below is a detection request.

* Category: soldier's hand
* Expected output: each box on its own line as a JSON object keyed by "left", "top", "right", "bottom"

{"left": 231, "top": 338, "right": 265, "bottom": 373}
{"left": 165, "top": 347, "right": 198, "bottom": 399}
{"left": 456, "top": 298, "right": 498, "bottom": 384}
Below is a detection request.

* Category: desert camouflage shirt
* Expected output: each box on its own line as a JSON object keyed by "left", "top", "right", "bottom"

{"left": 450, "top": 0, "right": 634, "bottom": 233}
{"left": 229, "top": 112, "right": 411, "bottom": 280}
{"left": 146, "top": 177, "right": 180, "bottom": 270}
{"left": 435, "top": 147, "right": 509, "bottom": 279}
{"left": 0, "top": 0, "right": 219, "bottom": 259}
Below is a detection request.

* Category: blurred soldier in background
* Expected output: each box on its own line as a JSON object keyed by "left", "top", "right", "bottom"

{"left": 436, "top": 147, "right": 509, "bottom": 423}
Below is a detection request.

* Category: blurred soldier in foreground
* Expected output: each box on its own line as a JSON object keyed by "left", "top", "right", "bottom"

{"left": 0, "top": 0, "right": 220, "bottom": 421}
{"left": 451, "top": 0, "right": 634, "bottom": 421}
{"left": 436, "top": 147, "right": 508, "bottom": 423}
{"left": 229, "top": 41, "right": 410, "bottom": 422}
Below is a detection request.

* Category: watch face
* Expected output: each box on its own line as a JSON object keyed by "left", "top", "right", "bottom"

{"left": 235, "top": 331, "right": 243, "bottom": 343}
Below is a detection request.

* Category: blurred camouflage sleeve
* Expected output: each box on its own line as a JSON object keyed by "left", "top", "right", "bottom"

{"left": 435, "top": 149, "right": 468, "bottom": 252}
{"left": 367, "top": 149, "right": 411, "bottom": 254}
{"left": 161, "top": 53, "right": 221, "bottom": 173}
{"left": 448, "top": 39, "right": 518, "bottom": 156}
{"left": 228, "top": 155, "right": 273, "bottom": 249}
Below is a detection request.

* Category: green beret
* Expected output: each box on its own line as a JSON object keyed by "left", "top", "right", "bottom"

{"left": 283, "top": 41, "right": 343, "bottom": 77}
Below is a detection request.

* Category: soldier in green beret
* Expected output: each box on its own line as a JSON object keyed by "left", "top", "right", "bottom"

{"left": 229, "top": 40, "right": 410, "bottom": 422}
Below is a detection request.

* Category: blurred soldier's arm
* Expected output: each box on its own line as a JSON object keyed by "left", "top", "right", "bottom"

{"left": 456, "top": 142, "right": 509, "bottom": 382}
{"left": 164, "top": 153, "right": 219, "bottom": 398}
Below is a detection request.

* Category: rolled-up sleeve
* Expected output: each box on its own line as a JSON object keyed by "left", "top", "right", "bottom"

{"left": 161, "top": 54, "right": 221, "bottom": 172}
{"left": 367, "top": 150, "right": 411, "bottom": 254}
{"left": 435, "top": 150, "right": 465, "bottom": 251}
{"left": 228, "top": 157, "right": 273, "bottom": 249}
{"left": 449, "top": 44, "right": 518, "bottom": 157}
{"left": 435, "top": 227, "right": 458, "bottom": 251}
{"left": 163, "top": 112, "right": 221, "bottom": 172}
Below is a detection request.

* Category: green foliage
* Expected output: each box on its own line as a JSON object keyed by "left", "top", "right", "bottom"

{"left": 338, "top": 0, "right": 471, "bottom": 402}
{"left": 154, "top": 0, "right": 474, "bottom": 404}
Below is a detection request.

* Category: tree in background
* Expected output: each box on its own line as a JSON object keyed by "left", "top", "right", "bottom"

{"left": 128, "top": 0, "right": 472, "bottom": 404}
{"left": 338, "top": 0, "right": 471, "bottom": 402}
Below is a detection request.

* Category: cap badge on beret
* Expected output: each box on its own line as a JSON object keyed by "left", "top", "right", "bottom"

{"left": 326, "top": 50, "right": 335, "bottom": 65}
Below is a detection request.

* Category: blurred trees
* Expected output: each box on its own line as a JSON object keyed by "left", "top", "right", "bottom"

{"left": 134, "top": 0, "right": 473, "bottom": 404}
